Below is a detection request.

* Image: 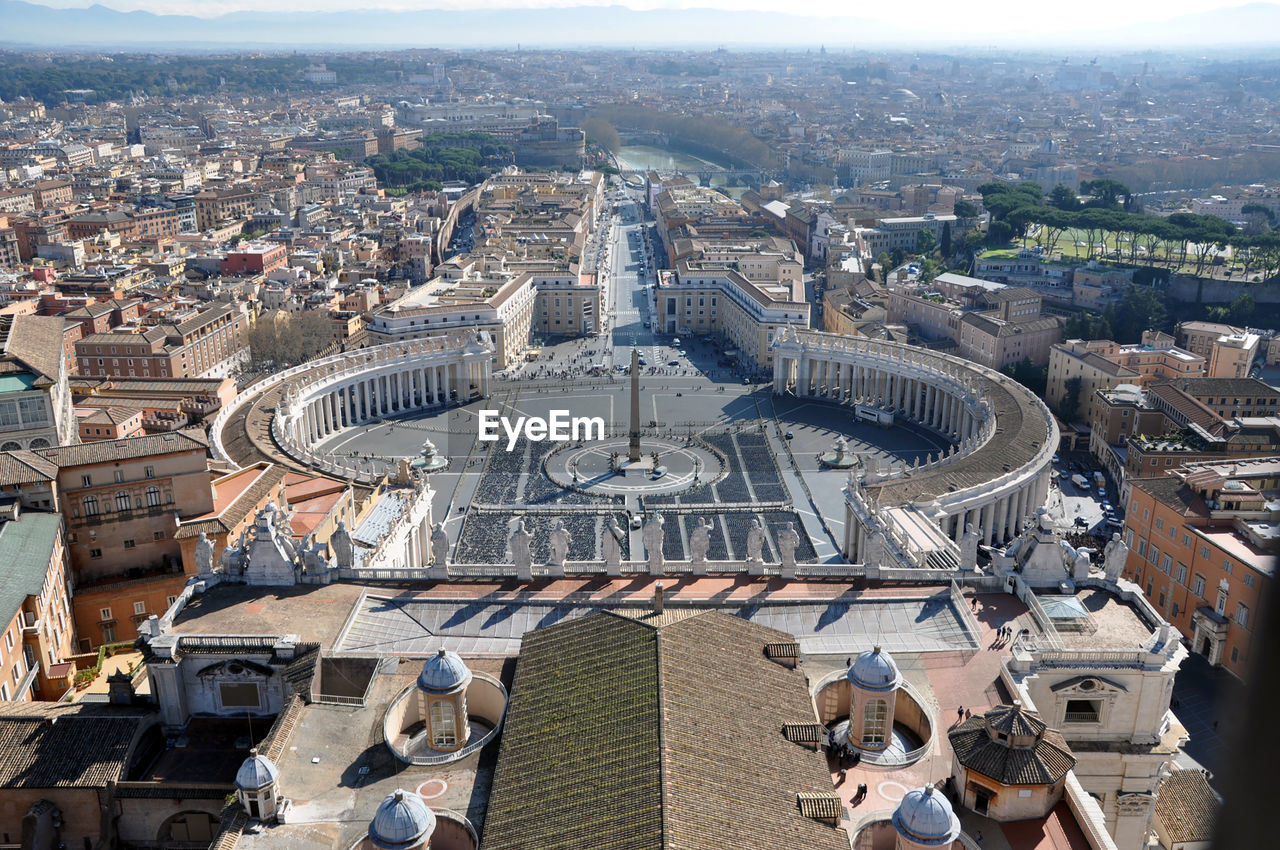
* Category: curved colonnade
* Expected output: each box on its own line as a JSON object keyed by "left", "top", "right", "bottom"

{"left": 209, "top": 334, "right": 494, "bottom": 482}
{"left": 771, "top": 330, "right": 1057, "bottom": 562}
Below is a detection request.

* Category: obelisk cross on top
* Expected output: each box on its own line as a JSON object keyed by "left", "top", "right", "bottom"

{"left": 628, "top": 347, "right": 642, "bottom": 462}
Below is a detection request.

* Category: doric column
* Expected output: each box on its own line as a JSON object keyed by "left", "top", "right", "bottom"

{"left": 429, "top": 366, "right": 439, "bottom": 404}
{"left": 981, "top": 501, "right": 996, "bottom": 547}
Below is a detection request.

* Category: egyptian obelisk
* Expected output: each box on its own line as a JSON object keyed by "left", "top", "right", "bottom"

{"left": 627, "top": 347, "right": 642, "bottom": 462}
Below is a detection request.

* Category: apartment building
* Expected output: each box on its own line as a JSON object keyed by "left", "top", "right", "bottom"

{"left": 655, "top": 259, "right": 809, "bottom": 368}
{"left": 193, "top": 186, "right": 255, "bottom": 231}
{"left": 853, "top": 214, "right": 956, "bottom": 256}
{"left": 533, "top": 275, "right": 600, "bottom": 336}
{"left": 0, "top": 314, "right": 78, "bottom": 451}
{"left": 74, "top": 303, "right": 248, "bottom": 380}
{"left": 1046, "top": 334, "right": 1205, "bottom": 424}
{"left": 222, "top": 241, "right": 288, "bottom": 276}
{"left": 887, "top": 276, "right": 1063, "bottom": 369}
{"left": 43, "top": 431, "right": 211, "bottom": 648}
{"left": 1179, "top": 319, "right": 1280, "bottom": 371}
{"left": 1122, "top": 458, "right": 1277, "bottom": 681}
{"left": 0, "top": 509, "right": 76, "bottom": 702}
{"left": 366, "top": 271, "right": 537, "bottom": 368}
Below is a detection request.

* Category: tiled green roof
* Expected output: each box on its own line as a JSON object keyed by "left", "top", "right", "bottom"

{"left": 483, "top": 613, "right": 663, "bottom": 850}
{"left": 0, "top": 512, "right": 62, "bottom": 623}
{"left": 483, "top": 610, "right": 848, "bottom": 850}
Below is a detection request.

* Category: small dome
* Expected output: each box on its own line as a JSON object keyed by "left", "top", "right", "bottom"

{"left": 893, "top": 785, "right": 961, "bottom": 846}
{"left": 417, "top": 648, "right": 472, "bottom": 694}
{"left": 369, "top": 789, "right": 436, "bottom": 850}
{"left": 848, "top": 645, "right": 902, "bottom": 691}
{"left": 234, "top": 748, "right": 279, "bottom": 792}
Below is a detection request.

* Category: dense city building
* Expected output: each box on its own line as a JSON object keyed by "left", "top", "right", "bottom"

{"left": 0, "top": 31, "right": 1276, "bottom": 850}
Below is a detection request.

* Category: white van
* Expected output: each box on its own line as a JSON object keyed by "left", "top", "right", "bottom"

{"left": 1071, "top": 473, "right": 1089, "bottom": 490}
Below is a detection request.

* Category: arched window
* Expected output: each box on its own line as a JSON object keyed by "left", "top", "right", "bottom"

{"left": 116, "top": 492, "right": 131, "bottom": 512}
{"left": 83, "top": 496, "right": 99, "bottom": 516}
{"left": 27, "top": 438, "right": 49, "bottom": 449}
{"left": 430, "top": 699, "right": 457, "bottom": 749}
{"left": 862, "top": 698, "right": 888, "bottom": 747}
{"left": 146, "top": 486, "right": 161, "bottom": 507}
{"left": 0, "top": 441, "right": 20, "bottom": 452}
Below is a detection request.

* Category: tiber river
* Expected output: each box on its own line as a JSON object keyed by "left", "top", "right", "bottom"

{"left": 613, "top": 145, "right": 747, "bottom": 198}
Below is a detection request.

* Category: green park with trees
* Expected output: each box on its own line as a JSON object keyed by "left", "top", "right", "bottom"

{"left": 977, "top": 180, "right": 1280, "bottom": 281}
{"left": 364, "top": 133, "right": 512, "bottom": 192}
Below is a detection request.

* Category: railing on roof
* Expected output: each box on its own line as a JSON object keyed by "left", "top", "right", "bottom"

{"left": 1037, "top": 649, "right": 1150, "bottom": 668}
{"left": 1012, "top": 575, "right": 1065, "bottom": 651}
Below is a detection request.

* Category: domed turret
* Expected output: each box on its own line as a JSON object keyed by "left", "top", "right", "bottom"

{"left": 892, "top": 785, "right": 961, "bottom": 849}
{"left": 846, "top": 646, "right": 902, "bottom": 752}
{"left": 848, "top": 645, "right": 902, "bottom": 691}
{"left": 418, "top": 648, "right": 472, "bottom": 695}
{"left": 369, "top": 789, "right": 436, "bottom": 850}
{"left": 416, "top": 649, "right": 472, "bottom": 753}
{"left": 235, "top": 748, "right": 279, "bottom": 791}
{"left": 234, "top": 748, "right": 280, "bottom": 823}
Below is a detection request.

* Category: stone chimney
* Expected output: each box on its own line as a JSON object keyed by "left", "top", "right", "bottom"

{"left": 654, "top": 582, "right": 664, "bottom": 614}
{"left": 107, "top": 670, "right": 136, "bottom": 705}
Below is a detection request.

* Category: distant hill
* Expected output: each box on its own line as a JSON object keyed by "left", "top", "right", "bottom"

{"left": 0, "top": 1, "right": 896, "bottom": 48}
{"left": 0, "top": 0, "right": 1279, "bottom": 49}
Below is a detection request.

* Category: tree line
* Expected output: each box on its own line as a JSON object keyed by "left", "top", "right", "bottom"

{"left": 979, "top": 181, "right": 1280, "bottom": 280}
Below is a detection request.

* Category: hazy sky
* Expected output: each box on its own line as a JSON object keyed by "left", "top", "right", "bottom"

{"left": 22, "top": 0, "right": 1274, "bottom": 34}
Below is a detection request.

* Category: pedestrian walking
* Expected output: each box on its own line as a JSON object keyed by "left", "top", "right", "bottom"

{"left": 957, "top": 705, "right": 964, "bottom": 721}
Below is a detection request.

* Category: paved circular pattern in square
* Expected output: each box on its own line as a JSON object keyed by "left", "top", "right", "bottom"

{"left": 543, "top": 438, "right": 724, "bottom": 495}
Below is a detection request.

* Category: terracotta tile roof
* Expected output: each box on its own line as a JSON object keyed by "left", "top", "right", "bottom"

{"left": 35, "top": 429, "right": 208, "bottom": 468}
{"left": 0, "top": 314, "right": 65, "bottom": 382}
{"left": 80, "top": 406, "right": 143, "bottom": 425}
{"left": 1172, "top": 377, "right": 1276, "bottom": 399}
{"left": 0, "top": 703, "right": 151, "bottom": 788}
{"left": 795, "top": 792, "right": 843, "bottom": 820}
{"left": 1147, "top": 383, "right": 1223, "bottom": 435}
{"left": 483, "top": 610, "right": 847, "bottom": 850}
{"left": 0, "top": 450, "right": 58, "bottom": 485}
{"left": 1132, "top": 476, "right": 1210, "bottom": 518}
{"left": 1154, "top": 769, "right": 1219, "bottom": 843}
{"left": 175, "top": 464, "right": 285, "bottom": 540}
{"left": 948, "top": 705, "right": 1076, "bottom": 786}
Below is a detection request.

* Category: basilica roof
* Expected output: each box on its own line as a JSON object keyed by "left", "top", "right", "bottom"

{"left": 482, "top": 609, "right": 846, "bottom": 850}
